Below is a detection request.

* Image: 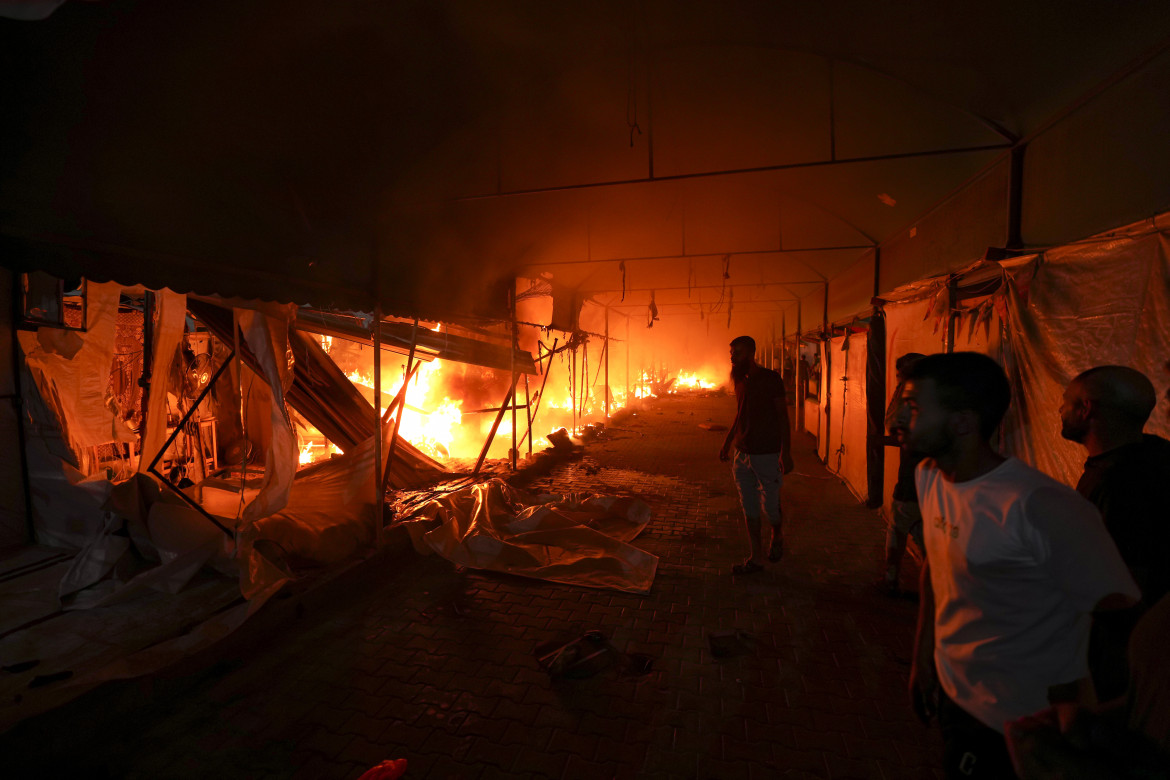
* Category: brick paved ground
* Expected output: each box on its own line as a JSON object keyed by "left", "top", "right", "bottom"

{"left": 3, "top": 392, "right": 943, "bottom": 779}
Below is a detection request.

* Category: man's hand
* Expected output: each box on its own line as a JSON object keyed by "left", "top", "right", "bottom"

{"left": 908, "top": 656, "right": 939, "bottom": 725}
{"left": 719, "top": 445, "right": 731, "bottom": 462}
{"left": 781, "top": 453, "right": 794, "bottom": 474}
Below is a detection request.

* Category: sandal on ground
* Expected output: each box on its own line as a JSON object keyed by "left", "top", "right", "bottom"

{"left": 732, "top": 560, "right": 765, "bottom": 575}
{"left": 767, "top": 543, "right": 784, "bottom": 563}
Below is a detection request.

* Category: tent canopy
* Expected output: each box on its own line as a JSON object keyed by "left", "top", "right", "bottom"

{"left": 3, "top": 1, "right": 1170, "bottom": 323}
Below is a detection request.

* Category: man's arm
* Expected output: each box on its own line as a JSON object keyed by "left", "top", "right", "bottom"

{"left": 774, "top": 395, "right": 793, "bottom": 473}
{"left": 719, "top": 426, "right": 734, "bottom": 461}
{"left": 909, "top": 559, "right": 938, "bottom": 724}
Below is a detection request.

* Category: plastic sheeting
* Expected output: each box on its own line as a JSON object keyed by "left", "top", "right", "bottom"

{"left": 825, "top": 332, "right": 869, "bottom": 502}
{"left": 1001, "top": 225, "right": 1170, "bottom": 487}
{"left": 18, "top": 282, "right": 135, "bottom": 468}
{"left": 138, "top": 289, "right": 187, "bottom": 474}
{"left": 399, "top": 479, "right": 658, "bottom": 594}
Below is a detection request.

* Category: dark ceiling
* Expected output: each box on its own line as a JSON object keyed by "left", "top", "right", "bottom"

{"left": 3, "top": 0, "right": 1170, "bottom": 321}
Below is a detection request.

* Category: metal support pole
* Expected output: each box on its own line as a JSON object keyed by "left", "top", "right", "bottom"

{"left": 474, "top": 382, "right": 514, "bottom": 476}
{"left": 10, "top": 277, "right": 35, "bottom": 542}
{"left": 383, "top": 317, "right": 420, "bottom": 496}
{"left": 373, "top": 302, "right": 383, "bottom": 545}
{"left": 510, "top": 288, "right": 518, "bottom": 471}
{"left": 518, "top": 338, "right": 556, "bottom": 451}
{"left": 148, "top": 349, "right": 237, "bottom": 538}
{"left": 625, "top": 316, "right": 630, "bottom": 404}
{"left": 524, "top": 373, "right": 533, "bottom": 458}
{"left": 140, "top": 291, "right": 155, "bottom": 458}
{"left": 604, "top": 306, "right": 610, "bottom": 417}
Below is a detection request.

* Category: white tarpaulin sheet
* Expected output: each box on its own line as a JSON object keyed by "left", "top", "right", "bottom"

{"left": 399, "top": 479, "right": 658, "bottom": 593}
{"left": 825, "top": 332, "right": 870, "bottom": 502}
{"left": 1001, "top": 222, "right": 1170, "bottom": 487}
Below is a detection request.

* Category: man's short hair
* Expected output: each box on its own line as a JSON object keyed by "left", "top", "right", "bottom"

{"left": 1073, "top": 365, "right": 1157, "bottom": 426}
{"left": 895, "top": 352, "right": 926, "bottom": 374}
{"left": 905, "top": 352, "right": 1011, "bottom": 439}
{"left": 730, "top": 335, "right": 756, "bottom": 353}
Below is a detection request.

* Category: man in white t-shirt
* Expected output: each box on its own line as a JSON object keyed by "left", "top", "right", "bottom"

{"left": 900, "top": 352, "right": 1139, "bottom": 780}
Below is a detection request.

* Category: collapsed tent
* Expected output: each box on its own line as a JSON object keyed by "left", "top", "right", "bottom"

{"left": 397, "top": 479, "right": 657, "bottom": 594}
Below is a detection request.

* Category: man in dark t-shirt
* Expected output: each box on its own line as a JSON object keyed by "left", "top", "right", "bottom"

{"left": 719, "top": 335, "right": 794, "bottom": 575}
{"left": 1060, "top": 365, "right": 1170, "bottom": 700}
{"left": 879, "top": 352, "right": 927, "bottom": 596}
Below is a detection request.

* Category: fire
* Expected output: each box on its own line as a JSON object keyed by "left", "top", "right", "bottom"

{"left": 671, "top": 371, "right": 717, "bottom": 391}
{"left": 346, "top": 359, "right": 464, "bottom": 461}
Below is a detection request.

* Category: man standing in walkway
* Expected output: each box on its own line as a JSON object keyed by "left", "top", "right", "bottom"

{"left": 719, "top": 335, "right": 794, "bottom": 575}
{"left": 1059, "top": 365, "right": 1170, "bottom": 700}
{"left": 902, "top": 352, "right": 1138, "bottom": 779}
{"left": 878, "top": 352, "right": 927, "bottom": 596}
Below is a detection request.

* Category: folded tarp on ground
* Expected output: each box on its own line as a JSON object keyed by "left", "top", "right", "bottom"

{"left": 397, "top": 479, "right": 657, "bottom": 593}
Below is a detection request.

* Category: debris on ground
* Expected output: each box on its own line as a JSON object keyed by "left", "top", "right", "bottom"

{"left": 536, "top": 630, "right": 656, "bottom": 680}
{"left": 707, "top": 630, "right": 754, "bottom": 659}
{"left": 357, "top": 758, "right": 407, "bottom": 780}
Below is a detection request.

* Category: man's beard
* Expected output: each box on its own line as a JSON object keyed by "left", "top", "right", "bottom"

{"left": 730, "top": 361, "right": 750, "bottom": 382}
{"left": 1060, "top": 418, "right": 1087, "bottom": 444}
{"left": 907, "top": 426, "right": 954, "bottom": 459}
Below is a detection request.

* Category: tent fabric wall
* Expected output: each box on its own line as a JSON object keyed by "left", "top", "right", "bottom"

{"left": 1001, "top": 218, "right": 1170, "bottom": 487}
{"left": 824, "top": 332, "right": 870, "bottom": 502}
{"left": 137, "top": 289, "right": 186, "bottom": 474}
{"left": 19, "top": 281, "right": 135, "bottom": 472}
{"left": 816, "top": 340, "right": 830, "bottom": 462}
{"left": 0, "top": 267, "right": 26, "bottom": 547}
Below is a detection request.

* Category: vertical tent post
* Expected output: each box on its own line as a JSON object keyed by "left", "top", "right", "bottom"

{"left": 373, "top": 301, "right": 383, "bottom": 546}
{"left": 11, "top": 278, "right": 34, "bottom": 541}
{"left": 524, "top": 373, "right": 533, "bottom": 458}
{"left": 518, "top": 337, "right": 556, "bottom": 452}
{"left": 604, "top": 306, "right": 610, "bottom": 418}
{"left": 474, "top": 383, "right": 514, "bottom": 476}
{"left": 510, "top": 287, "right": 518, "bottom": 471}
{"left": 796, "top": 297, "right": 804, "bottom": 432}
{"left": 383, "top": 317, "right": 419, "bottom": 497}
{"left": 625, "top": 315, "right": 630, "bottom": 403}
{"left": 140, "top": 291, "right": 155, "bottom": 459}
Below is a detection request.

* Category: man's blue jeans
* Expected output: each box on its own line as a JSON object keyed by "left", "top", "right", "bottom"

{"left": 732, "top": 450, "right": 783, "bottom": 527}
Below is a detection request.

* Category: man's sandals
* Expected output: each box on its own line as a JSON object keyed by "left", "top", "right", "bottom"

{"left": 732, "top": 540, "right": 784, "bottom": 575}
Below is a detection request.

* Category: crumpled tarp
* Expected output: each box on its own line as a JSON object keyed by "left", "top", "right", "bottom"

{"left": 398, "top": 479, "right": 657, "bottom": 593}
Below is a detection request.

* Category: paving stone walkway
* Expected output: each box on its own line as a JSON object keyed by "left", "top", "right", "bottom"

{"left": 5, "top": 393, "right": 943, "bottom": 779}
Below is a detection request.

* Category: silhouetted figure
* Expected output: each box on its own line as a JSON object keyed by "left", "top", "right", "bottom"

{"left": 878, "top": 352, "right": 926, "bottom": 596}
{"left": 902, "top": 353, "right": 1139, "bottom": 780}
{"left": 719, "top": 335, "right": 793, "bottom": 575}
{"left": 1060, "top": 365, "right": 1170, "bottom": 701}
